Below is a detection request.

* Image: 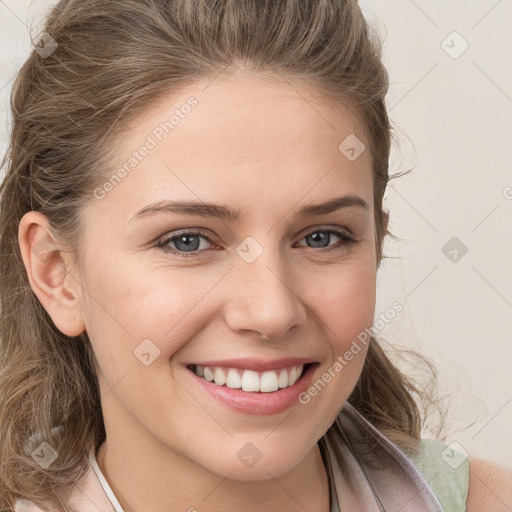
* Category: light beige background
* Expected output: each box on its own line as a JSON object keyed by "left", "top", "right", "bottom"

{"left": 1, "top": 0, "right": 511, "bottom": 469}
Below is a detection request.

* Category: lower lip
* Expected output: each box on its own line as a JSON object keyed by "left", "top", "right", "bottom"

{"left": 186, "top": 363, "right": 319, "bottom": 416}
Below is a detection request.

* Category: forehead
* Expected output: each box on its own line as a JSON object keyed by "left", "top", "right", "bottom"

{"left": 98, "top": 72, "right": 373, "bottom": 219}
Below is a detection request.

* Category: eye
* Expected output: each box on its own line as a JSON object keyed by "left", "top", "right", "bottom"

{"left": 156, "top": 229, "right": 216, "bottom": 258}
{"left": 156, "top": 227, "right": 356, "bottom": 258}
{"left": 294, "top": 227, "right": 356, "bottom": 250}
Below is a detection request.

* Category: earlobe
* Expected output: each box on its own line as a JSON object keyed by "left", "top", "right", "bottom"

{"left": 18, "top": 211, "right": 86, "bottom": 337}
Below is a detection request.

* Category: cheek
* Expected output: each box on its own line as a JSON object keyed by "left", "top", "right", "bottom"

{"left": 80, "top": 259, "right": 229, "bottom": 380}
{"left": 300, "top": 259, "right": 376, "bottom": 405}
{"left": 84, "top": 257, "right": 195, "bottom": 334}
{"left": 310, "top": 258, "right": 377, "bottom": 347}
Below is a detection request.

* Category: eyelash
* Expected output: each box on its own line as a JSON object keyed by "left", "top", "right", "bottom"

{"left": 156, "top": 227, "right": 356, "bottom": 258}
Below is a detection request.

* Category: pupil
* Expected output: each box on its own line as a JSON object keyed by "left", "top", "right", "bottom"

{"left": 309, "top": 232, "right": 329, "bottom": 248}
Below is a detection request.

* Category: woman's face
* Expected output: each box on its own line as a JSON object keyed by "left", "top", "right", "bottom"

{"left": 72, "top": 72, "right": 378, "bottom": 479}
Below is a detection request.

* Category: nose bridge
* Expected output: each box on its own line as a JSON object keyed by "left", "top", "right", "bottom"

{"left": 226, "top": 235, "right": 305, "bottom": 338}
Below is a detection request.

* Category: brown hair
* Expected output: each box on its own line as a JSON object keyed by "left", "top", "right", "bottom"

{"left": 0, "top": 0, "right": 440, "bottom": 508}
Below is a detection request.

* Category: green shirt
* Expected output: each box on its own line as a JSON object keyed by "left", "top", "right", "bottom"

{"left": 408, "top": 438, "right": 470, "bottom": 512}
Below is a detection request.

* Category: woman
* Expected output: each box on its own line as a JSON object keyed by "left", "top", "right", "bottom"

{"left": 1, "top": 0, "right": 511, "bottom": 510}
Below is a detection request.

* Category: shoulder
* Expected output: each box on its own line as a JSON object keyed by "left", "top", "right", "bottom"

{"left": 466, "top": 457, "right": 512, "bottom": 512}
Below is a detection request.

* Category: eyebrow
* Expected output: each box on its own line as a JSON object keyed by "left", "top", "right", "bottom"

{"left": 129, "top": 194, "right": 369, "bottom": 223}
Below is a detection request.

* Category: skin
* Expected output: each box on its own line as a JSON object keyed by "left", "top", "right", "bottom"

{"left": 17, "top": 70, "right": 511, "bottom": 510}
{"left": 466, "top": 459, "right": 512, "bottom": 511}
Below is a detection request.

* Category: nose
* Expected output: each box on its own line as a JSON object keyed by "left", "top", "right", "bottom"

{"left": 224, "top": 245, "right": 307, "bottom": 341}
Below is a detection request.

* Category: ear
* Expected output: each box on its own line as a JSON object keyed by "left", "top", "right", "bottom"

{"left": 18, "top": 211, "right": 86, "bottom": 337}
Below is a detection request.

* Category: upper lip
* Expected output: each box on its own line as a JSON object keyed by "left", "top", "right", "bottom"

{"left": 185, "top": 357, "right": 317, "bottom": 372}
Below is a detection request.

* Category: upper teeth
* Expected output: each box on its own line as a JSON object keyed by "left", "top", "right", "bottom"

{"left": 195, "top": 364, "right": 304, "bottom": 392}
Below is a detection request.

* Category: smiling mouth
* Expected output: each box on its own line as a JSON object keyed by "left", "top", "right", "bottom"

{"left": 186, "top": 363, "right": 314, "bottom": 393}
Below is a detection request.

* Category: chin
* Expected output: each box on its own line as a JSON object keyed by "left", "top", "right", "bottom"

{"left": 199, "top": 443, "right": 311, "bottom": 482}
